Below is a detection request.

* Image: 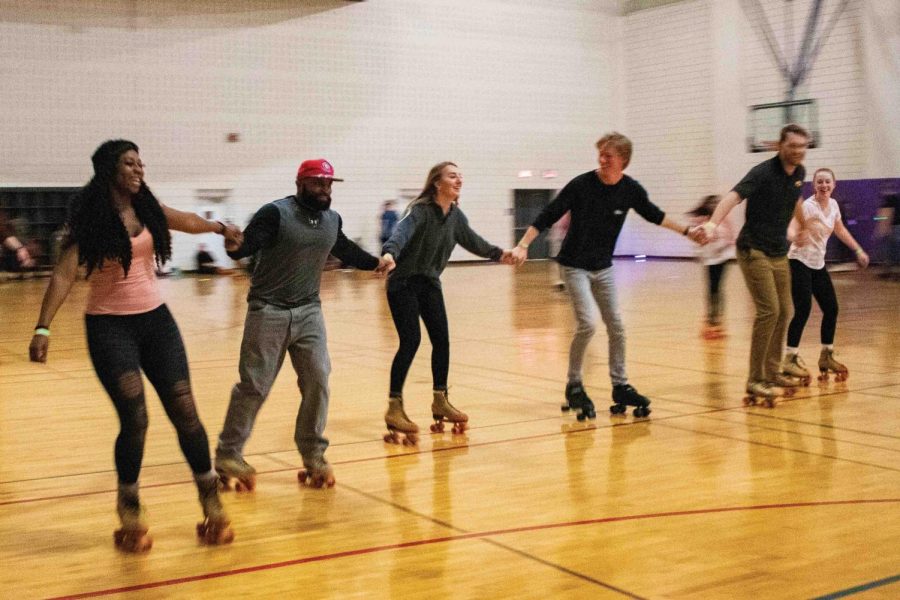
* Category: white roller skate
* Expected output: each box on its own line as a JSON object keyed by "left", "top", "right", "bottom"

{"left": 781, "top": 353, "right": 811, "bottom": 386}
{"left": 113, "top": 489, "right": 153, "bottom": 553}
{"left": 430, "top": 389, "right": 468, "bottom": 434}
{"left": 743, "top": 381, "right": 784, "bottom": 408}
{"left": 215, "top": 455, "right": 257, "bottom": 492}
{"left": 298, "top": 458, "right": 336, "bottom": 488}
{"left": 195, "top": 475, "right": 234, "bottom": 545}
{"left": 384, "top": 396, "right": 419, "bottom": 445}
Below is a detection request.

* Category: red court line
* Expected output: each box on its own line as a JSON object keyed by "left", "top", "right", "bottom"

{"left": 48, "top": 498, "right": 900, "bottom": 600}
{"left": 0, "top": 425, "right": 603, "bottom": 506}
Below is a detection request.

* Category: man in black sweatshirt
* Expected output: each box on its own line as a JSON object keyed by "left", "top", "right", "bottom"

{"left": 512, "top": 132, "right": 702, "bottom": 419}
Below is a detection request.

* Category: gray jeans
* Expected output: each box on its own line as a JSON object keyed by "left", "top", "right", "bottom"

{"left": 216, "top": 299, "right": 331, "bottom": 468}
{"left": 563, "top": 265, "right": 627, "bottom": 386}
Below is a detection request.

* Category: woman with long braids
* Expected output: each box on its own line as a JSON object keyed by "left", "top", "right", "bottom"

{"left": 380, "top": 161, "right": 513, "bottom": 445}
{"left": 28, "top": 140, "right": 242, "bottom": 552}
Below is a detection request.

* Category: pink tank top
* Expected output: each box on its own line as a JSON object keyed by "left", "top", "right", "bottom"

{"left": 85, "top": 228, "right": 164, "bottom": 315}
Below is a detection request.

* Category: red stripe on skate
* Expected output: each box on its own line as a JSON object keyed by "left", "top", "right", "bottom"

{"left": 47, "top": 498, "right": 900, "bottom": 599}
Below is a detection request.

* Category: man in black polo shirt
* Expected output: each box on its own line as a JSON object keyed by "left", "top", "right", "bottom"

{"left": 703, "top": 124, "right": 810, "bottom": 400}
{"left": 511, "top": 132, "right": 703, "bottom": 419}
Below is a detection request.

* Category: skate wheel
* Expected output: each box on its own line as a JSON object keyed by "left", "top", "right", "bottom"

{"left": 560, "top": 404, "right": 571, "bottom": 412}
{"left": 576, "top": 412, "right": 586, "bottom": 422}
{"left": 763, "top": 398, "right": 776, "bottom": 408}
{"left": 802, "top": 377, "right": 811, "bottom": 386}
{"left": 114, "top": 528, "right": 153, "bottom": 553}
{"left": 297, "top": 470, "right": 309, "bottom": 485}
{"left": 634, "top": 407, "right": 651, "bottom": 418}
{"left": 430, "top": 422, "right": 445, "bottom": 433}
{"left": 452, "top": 422, "right": 467, "bottom": 434}
{"left": 783, "top": 387, "right": 795, "bottom": 397}
{"left": 609, "top": 404, "right": 626, "bottom": 415}
{"left": 742, "top": 395, "right": 755, "bottom": 406}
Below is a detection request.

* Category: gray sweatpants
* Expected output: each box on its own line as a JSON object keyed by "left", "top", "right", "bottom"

{"left": 216, "top": 299, "right": 331, "bottom": 468}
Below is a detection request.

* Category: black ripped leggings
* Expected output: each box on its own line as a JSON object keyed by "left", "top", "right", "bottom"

{"left": 86, "top": 305, "right": 211, "bottom": 484}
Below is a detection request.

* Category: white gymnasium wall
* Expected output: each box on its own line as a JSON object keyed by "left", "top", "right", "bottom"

{"left": 620, "top": 0, "right": 715, "bottom": 257}
{"left": 0, "top": 0, "right": 622, "bottom": 268}
{"left": 620, "top": 0, "right": 891, "bottom": 257}
{"left": 2, "top": 0, "right": 893, "bottom": 265}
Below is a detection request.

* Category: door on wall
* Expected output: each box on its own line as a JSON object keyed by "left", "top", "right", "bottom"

{"left": 194, "top": 188, "right": 233, "bottom": 270}
{"left": 513, "top": 189, "right": 555, "bottom": 259}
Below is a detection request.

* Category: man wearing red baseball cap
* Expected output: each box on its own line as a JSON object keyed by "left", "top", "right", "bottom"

{"left": 215, "top": 159, "right": 390, "bottom": 491}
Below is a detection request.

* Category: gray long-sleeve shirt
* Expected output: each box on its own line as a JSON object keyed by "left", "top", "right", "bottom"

{"left": 382, "top": 201, "right": 502, "bottom": 287}
{"left": 228, "top": 196, "right": 379, "bottom": 307}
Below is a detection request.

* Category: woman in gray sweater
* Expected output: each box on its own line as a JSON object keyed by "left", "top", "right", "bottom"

{"left": 380, "top": 162, "right": 512, "bottom": 444}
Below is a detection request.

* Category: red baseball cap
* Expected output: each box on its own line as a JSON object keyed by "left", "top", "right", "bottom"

{"left": 296, "top": 159, "right": 343, "bottom": 181}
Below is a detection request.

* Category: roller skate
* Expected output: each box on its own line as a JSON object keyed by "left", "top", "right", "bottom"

{"left": 770, "top": 373, "right": 801, "bottom": 397}
{"left": 195, "top": 475, "right": 234, "bottom": 546}
{"left": 430, "top": 389, "right": 468, "bottom": 434}
{"left": 113, "top": 490, "right": 153, "bottom": 553}
{"left": 383, "top": 395, "right": 419, "bottom": 445}
{"left": 297, "top": 458, "right": 336, "bottom": 488}
{"left": 215, "top": 455, "right": 257, "bottom": 492}
{"left": 700, "top": 322, "right": 725, "bottom": 340}
{"left": 781, "top": 353, "right": 811, "bottom": 386}
{"left": 561, "top": 381, "right": 596, "bottom": 421}
{"left": 610, "top": 384, "right": 651, "bottom": 417}
{"left": 818, "top": 348, "right": 848, "bottom": 382}
{"left": 742, "top": 381, "right": 783, "bottom": 408}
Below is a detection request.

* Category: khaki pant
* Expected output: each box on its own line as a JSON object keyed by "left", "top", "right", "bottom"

{"left": 737, "top": 248, "right": 792, "bottom": 384}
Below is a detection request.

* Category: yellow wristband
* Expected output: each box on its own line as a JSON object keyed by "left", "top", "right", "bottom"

{"left": 34, "top": 327, "right": 50, "bottom": 337}
{"left": 517, "top": 242, "right": 529, "bottom": 249}
{"left": 854, "top": 247, "right": 864, "bottom": 255}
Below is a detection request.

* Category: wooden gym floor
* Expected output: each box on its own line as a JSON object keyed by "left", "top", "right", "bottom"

{"left": 1, "top": 259, "right": 898, "bottom": 599}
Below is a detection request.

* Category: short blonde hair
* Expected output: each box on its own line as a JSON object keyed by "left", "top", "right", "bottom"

{"left": 595, "top": 132, "right": 633, "bottom": 169}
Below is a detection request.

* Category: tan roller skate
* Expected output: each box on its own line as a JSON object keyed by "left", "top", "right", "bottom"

{"left": 771, "top": 373, "right": 802, "bottom": 397}
{"left": 113, "top": 489, "right": 153, "bottom": 553}
{"left": 195, "top": 475, "right": 234, "bottom": 545}
{"left": 430, "top": 389, "right": 468, "bottom": 434}
{"left": 215, "top": 455, "right": 257, "bottom": 492}
{"left": 298, "top": 458, "right": 336, "bottom": 488}
{"left": 742, "top": 381, "right": 784, "bottom": 409}
{"left": 818, "top": 348, "right": 848, "bottom": 382}
{"left": 781, "top": 353, "right": 811, "bottom": 386}
{"left": 383, "top": 396, "right": 419, "bottom": 446}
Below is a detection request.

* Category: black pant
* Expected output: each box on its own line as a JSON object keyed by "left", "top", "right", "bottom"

{"left": 706, "top": 262, "right": 728, "bottom": 325}
{"left": 387, "top": 276, "right": 450, "bottom": 396}
{"left": 787, "top": 259, "right": 839, "bottom": 347}
{"left": 86, "top": 304, "right": 211, "bottom": 484}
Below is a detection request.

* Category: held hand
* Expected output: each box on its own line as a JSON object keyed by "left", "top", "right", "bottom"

{"left": 376, "top": 253, "right": 396, "bottom": 275}
{"left": 856, "top": 250, "right": 869, "bottom": 268}
{"left": 511, "top": 246, "right": 528, "bottom": 266}
{"left": 29, "top": 335, "right": 49, "bottom": 363}
{"left": 222, "top": 224, "right": 243, "bottom": 246}
{"left": 499, "top": 249, "right": 516, "bottom": 265}
{"left": 687, "top": 226, "right": 708, "bottom": 245}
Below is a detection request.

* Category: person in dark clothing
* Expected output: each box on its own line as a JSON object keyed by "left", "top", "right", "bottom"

{"left": 703, "top": 124, "right": 812, "bottom": 402}
{"left": 0, "top": 210, "right": 34, "bottom": 272}
{"left": 379, "top": 161, "right": 513, "bottom": 445}
{"left": 195, "top": 243, "right": 218, "bottom": 274}
{"left": 215, "top": 159, "right": 389, "bottom": 490}
{"left": 379, "top": 200, "right": 399, "bottom": 246}
{"left": 512, "top": 132, "right": 703, "bottom": 419}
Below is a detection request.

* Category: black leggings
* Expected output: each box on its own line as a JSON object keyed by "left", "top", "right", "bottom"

{"left": 86, "top": 305, "right": 211, "bottom": 484}
{"left": 706, "top": 262, "right": 728, "bottom": 324}
{"left": 787, "top": 259, "right": 839, "bottom": 347}
{"left": 387, "top": 276, "right": 450, "bottom": 396}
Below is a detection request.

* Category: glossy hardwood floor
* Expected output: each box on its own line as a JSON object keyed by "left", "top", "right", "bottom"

{"left": 1, "top": 259, "right": 898, "bottom": 599}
